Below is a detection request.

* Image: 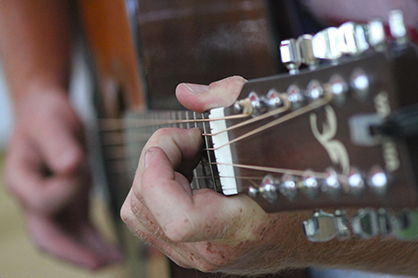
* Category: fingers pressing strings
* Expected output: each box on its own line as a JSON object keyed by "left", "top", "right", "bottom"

{"left": 96, "top": 89, "right": 339, "bottom": 191}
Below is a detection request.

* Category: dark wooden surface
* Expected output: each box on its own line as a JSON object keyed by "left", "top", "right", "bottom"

{"left": 228, "top": 48, "right": 418, "bottom": 212}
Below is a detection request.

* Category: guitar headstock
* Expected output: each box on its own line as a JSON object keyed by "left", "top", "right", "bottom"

{"left": 208, "top": 10, "right": 418, "bottom": 218}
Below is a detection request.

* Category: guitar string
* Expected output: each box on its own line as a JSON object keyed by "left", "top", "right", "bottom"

{"left": 98, "top": 98, "right": 253, "bottom": 132}
{"left": 103, "top": 157, "right": 347, "bottom": 184}
{"left": 100, "top": 91, "right": 338, "bottom": 187}
{"left": 97, "top": 98, "right": 290, "bottom": 147}
{"left": 98, "top": 91, "right": 327, "bottom": 151}
{"left": 204, "top": 91, "right": 332, "bottom": 151}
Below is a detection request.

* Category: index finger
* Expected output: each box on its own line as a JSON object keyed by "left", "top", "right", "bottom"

{"left": 140, "top": 145, "right": 266, "bottom": 244}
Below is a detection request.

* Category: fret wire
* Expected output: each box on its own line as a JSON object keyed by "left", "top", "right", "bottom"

{"left": 193, "top": 111, "right": 203, "bottom": 189}
{"left": 190, "top": 113, "right": 199, "bottom": 190}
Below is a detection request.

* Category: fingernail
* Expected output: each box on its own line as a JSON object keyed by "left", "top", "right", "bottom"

{"left": 183, "top": 83, "right": 209, "bottom": 93}
{"left": 144, "top": 149, "right": 155, "bottom": 169}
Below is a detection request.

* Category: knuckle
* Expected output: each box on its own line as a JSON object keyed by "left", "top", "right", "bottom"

{"left": 120, "top": 201, "right": 135, "bottom": 225}
{"left": 163, "top": 216, "right": 194, "bottom": 242}
{"left": 152, "top": 127, "right": 174, "bottom": 138}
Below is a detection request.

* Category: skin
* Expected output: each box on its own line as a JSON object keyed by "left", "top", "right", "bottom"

{"left": 0, "top": 0, "right": 122, "bottom": 269}
{"left": 2, "top": 0, "right": 418, "bottom": 274}
{"left": 122, "top": 76, "right": 418, "bottom": 276}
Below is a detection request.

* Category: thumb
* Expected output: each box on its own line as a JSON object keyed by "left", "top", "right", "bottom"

{"left": 175, "top": 76, "right": 246, "bottom": 113}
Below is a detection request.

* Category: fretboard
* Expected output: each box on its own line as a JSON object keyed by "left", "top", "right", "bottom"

{"left": 100, "top": 110, "right": 222, "bottom": 192}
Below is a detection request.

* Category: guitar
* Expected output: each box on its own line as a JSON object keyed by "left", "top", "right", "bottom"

{"left": 113, "top": 12, "right": 418, "bottom": 245}
{"left": 79, "top": 0, "right": 302, "bottom": 277}
{"left": 79, "top": 0, "right": 418, "bottom": 276}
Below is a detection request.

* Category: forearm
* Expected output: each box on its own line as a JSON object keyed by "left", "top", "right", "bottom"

{"left": 0, "top": 0, "right": 73, "bottom": 105}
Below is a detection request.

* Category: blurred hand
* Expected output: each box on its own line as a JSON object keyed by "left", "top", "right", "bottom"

{"left": 4, "top": 90, "right": 123, "bottom": 270}
{"left": 121, "top": 76, "right": 305, "bottom": 275}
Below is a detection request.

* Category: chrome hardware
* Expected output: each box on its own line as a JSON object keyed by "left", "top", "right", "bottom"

{"left": 248, "top": 92, "right": 268, "bottom": 115}
{"left": 266, "top": 89, "right": 284, "bottom": 110}
{"left": 246, "top": 91, "right": 284, "bottom": 116}
{"left": 280, "top": 39, "right": 301, "bottom": 74}
{"left": 329, "top": 74, "right": 348, "bottom": 106}
{"left": 305, "top": 80, "right": 324, "bottom": 101}
{"left": 297, "top": 34, "right": 319, "bottom": 70}
{"left": 392, "top": 209, "right": 418, "bottom": 240}
{"left": 280, "top": 174, "right": 298, "bottom": 201}
{"left": 313, "top": 27, "right": 343, "bottom": 63}
{"left": 352, "top": 208, "right": 379, "bottom": 239}
{"left": 339, "top": 22, "right": 369, "bottom": 55}
{"left": 347, "top": 167, "right": 365, "bottom": 196}
{"left": 388, "top": 10, "right": 408, "bottom": 45}
{"left": 248, "top": 186, "right": 260, "bottom": 199}
{"left": 377, "top": 208, "right": 393, "bottom": 237}
{"left": 304, "top": 208, "right": 418, "bottom": 242}
{"left": 321, "top": 168, "right": 342, "bottom": 198}
{"left": 350, "top": 68, "right": 370, "bottom": 101}
{"left": 261, "top": 175, "right": 279, "bottom": 203}
{"left": 302, "top": 170, "right": 319, "bottom": 199}
{"left": 334, "top": 209, "right": 351, "bottom": 240}
{"left": 368, "top": 18, "right": 386, "bottom": 51}
{"left": 367, "top": 165, "right": 388, "bottom": 196}
{"left": 303, "top": 210, "right": 337, "bottom": 242}
{"left": 287, "top": 85, "right": 304, "bottom": 109}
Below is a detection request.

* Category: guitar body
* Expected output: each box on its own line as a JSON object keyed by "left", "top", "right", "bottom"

{"left": 78, "top": 0, "right": 305, "bottom": 277}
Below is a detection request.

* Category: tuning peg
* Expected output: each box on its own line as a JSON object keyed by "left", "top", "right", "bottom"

{"left": 352, "top": 208, "right": 379, "bottom": 239}
{"left": 303, "top": 210, "right": 337, "bottom": 242}
{"left": 260, "top": 175, "right": 279, "bottom": 203}
{"left": 297, "top": 34, "right": 319, "bottom": 70}
{"left": 334, "top": 209, "right": 351, "bottom": 240}
{"left": 280, "top": 173, "right": 298, "bottom": 201}
{"left": 312, "top": 27, "right": 344, "bottom": 63}
{"left": 368, "top": 18, "right": 387, "bottom": 51}
{"left": 302, "top": 170, "right": 319, "bottom": 199}
{"left": 280, "top": 39, "right": 301, "bottom": 74}
{"left": 392, "top": 209, "right": 418, "bottom": 240}
{"left": 321, "top": 167, "right": 342, "bottom": 198}
{"left": 388, "top": 10, "right": 408, "bottom": 45}
{"left": 347, "top": 167, "right": 366, "bottom": 197}
{"left": 339, "top": 22, "right": 369, "bottom": 55}
{"left": 367, "top": 165, "right": 388, "bottom": 197}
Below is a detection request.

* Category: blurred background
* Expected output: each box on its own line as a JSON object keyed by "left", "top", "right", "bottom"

{"left": 0, "top": 56, "right": 129, "bottom": 277}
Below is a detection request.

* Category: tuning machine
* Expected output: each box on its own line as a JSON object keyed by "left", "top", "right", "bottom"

{"left": 303, "top": 209, "right": 350, "bottom": 242}
{"left": 388, "top": 10, "right": 408, "bottom": 45}
{"left": 240, "top": 90, "right": 285, "bottom": 116}
{"left": 304, "top": 208, "right": 418, "bottom": 242}
{"left": 297, "top": 35, "right": 319, "bottom": 70}
{"left": 280, "top": 39, "right": 301, "bottom": 74}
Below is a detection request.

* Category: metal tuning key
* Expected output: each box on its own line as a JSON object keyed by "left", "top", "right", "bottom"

{"left": 392, "top": 209, "right": 418, "bottom": 241}
{"left": 334, "top": 209, "right": 351, "bottom": 240}
{"left": 280, "top": 39, "right": 301, "bottom": 74}
{"left": 339, "top": 22, "right": 369, "bottom": 56}
{"left": 303, "top": 210, "right": 337, "bottom": 242}
{"left": 352, "top": 208, "right": 379, "bottom": 239}
{"left": 312, "top": 27, "right": 343, "bottom": 64}
{"left": 368, "top": 18, "right": 386, "bottom": 51}
{"left": 297, "top": 35, "right": 319, "bottom": 70}
{"left": 388, "top": 10, "right": 408, "bottom": 45}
